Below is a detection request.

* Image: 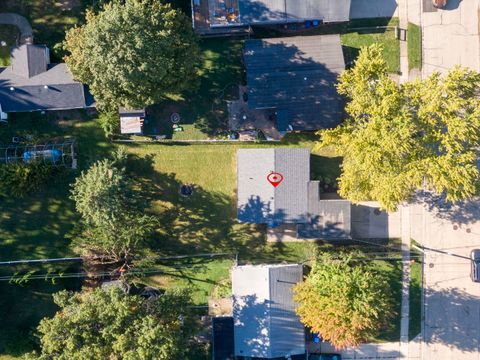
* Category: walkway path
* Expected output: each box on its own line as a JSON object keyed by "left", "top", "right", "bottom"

{"left": 398, "top": 0, "right": 409, "bottom": 82}
{"left": 400, "top": 205, "right": 411, "bottom": 357}
{"left": 0, "top": 13, "right": 33, "bottom": 44}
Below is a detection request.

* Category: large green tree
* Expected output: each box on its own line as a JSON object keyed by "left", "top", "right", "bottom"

{"left": 293, "top": 253, "right": 395, "bottom": 349}
{"left": 318, "top": 44, "right": 480, "bottom": 210}
{"left": 28, "top": 288, "right": 192, "bottom": 360}
{"left": 64, "top": 0, "right": 200, "bottom": 110}
{"left": 70, "top": 150, "right": 156, "bottom": 266}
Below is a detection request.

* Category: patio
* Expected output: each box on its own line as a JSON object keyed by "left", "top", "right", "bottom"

{"left": 227, "top": 86, "right": 281, "bottom": 140}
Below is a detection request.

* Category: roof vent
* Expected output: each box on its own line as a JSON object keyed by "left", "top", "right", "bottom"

{"left": 43, "top": 85, "right": 48, "bottom": 89}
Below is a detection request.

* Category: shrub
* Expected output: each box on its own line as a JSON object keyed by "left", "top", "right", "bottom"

{"left": 0, "top": 161, "right": 60, "bottom": 197}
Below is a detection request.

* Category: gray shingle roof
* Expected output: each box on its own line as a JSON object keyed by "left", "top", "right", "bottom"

{"left": 0, "top": 63, "right": 94, "bottom": 112}
{"left": 297, "top": 181, "right": 351, "bottom": 239}
{"left": 232, "top": 264, "right": 305, "bottom": 358}
{"left": 244, "top": 35, "right": 346, "bottom": 131}
{"left": 10, "top": 45, "right": 49, "bottom": 78}
{"left": 239, "top": 0, "right": 351, "bottom": 24}
{"left": 237, "top": 148, "right": 310, "bottom": 224}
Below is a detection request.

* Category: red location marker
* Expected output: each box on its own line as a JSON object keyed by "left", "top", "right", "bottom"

{"left": 267, "top": 172, "right": 284, "bottom": 187}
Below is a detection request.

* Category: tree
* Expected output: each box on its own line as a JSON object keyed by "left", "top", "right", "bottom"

{"left": 317, "top": 44, "right": 480, "bottom": 211}
{"left": 70, "top": 150, "right": 156, "bottom": 265}
{"left": 293, "top": 253, "right": 395, "bottom": 349}
{"left": 98, "top": 111, "right": 120, "bottom": 139}
{"left": 64, "top": 0, "right": 200, "bottom": 111}
{"left": 28, "top": 287, "right": 192, "bottom": 360}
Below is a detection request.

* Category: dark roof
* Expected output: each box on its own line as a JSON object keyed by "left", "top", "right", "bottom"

{"left": 0, "top": 63, "right": 94, "bottom": 112}
{"left": 119, "top": 107, "right": 146, "bottom": 118}
{"left": 212, "top": 317, "right": 235, "bottom": 360}
{"left": 237, "top": 148, "right": 310, "bottom": 225}
{"left": 11, "top": 45, "right": 49, "bottom": 78}
{"left": 297, "top": 181, "right": 351, "bottom": 239}
{"left": 244, "top": 35, "right": 345, "bottom": 131}
{"left": 238, "top": 0, "right": 351, "bottom": 24}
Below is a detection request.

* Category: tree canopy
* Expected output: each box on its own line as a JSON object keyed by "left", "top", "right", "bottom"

{"left": 317, "top": 44, "right": 480, "bottom": 211}
{"left": 70, "top": 150, "right": 156, "bottom": 265}
{"left": 293, "top": 253, "right": 395, "bottom": 349}
{"left": 64, "top": 0, "right": 200, "bottom": 110}
{"left": 28, "top": 288, "right": 192, "bottom": 360}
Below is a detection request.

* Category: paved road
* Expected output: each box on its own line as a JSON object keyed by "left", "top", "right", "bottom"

{"left": 411, "top": 198, "right": 480, "bottom": 360}
{"left": 422, "top": 0, "right": 480, "bottom": 76}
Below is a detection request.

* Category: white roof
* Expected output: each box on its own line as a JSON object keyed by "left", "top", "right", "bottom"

{"left": 120, "top": 116, "right": 143, "bottom": 134}
{"left": 232, "top": 264, "right": 305, "bottom": 358}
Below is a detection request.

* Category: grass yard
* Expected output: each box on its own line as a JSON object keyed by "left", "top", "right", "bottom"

{"left": 0, "top": 25, "right": 19, "bottom": 66}
{"left": 409, "top": 252, "right": 423, "bottom": 340}
{"left": 407, "top": 23, "right": 422, "bottom": 70}
{"left": 146, "top": 38, "right": 244, "bottom": 138}
{"left": 341, "top": 18, "right": 400, "bottom": 73}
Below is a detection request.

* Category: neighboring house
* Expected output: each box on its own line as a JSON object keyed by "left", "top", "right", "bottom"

{"left": 0, "top": 44, "right": 94, "bottom": 119}
{"left": 192, "top": 0, "right": 351, "bottom": 33}
{"left": 229, "top": 35, "right": 346, "bottom": 138}
{"left": 237, "top": 148, "right": 351, "bottom": 240}
{"left": 232, "top": 264, "right": 306, "bottom": 359}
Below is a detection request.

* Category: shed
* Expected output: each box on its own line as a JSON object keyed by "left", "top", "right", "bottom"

{"left": 119, "top": 108, "right": 145, "bottom": 134}
{"left": 232, "top": 264, "right": 305, "bottom": 359}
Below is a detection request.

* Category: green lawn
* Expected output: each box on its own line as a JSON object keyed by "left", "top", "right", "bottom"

{"left": 407, "top": 23, "right": 422, "bottom": 70}
{"left": 409, "top": 252, "right": 423, "bottom": 340}
{"left": 341, "top": 18, "right": 400, "bottom": 73}
{"left": 146, "top": 38, "right": 244, "bottom": 138}
{"left": 0, "top": 25, "right": 19, "bottom": 66}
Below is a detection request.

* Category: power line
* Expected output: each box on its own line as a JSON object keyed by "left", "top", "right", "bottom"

{"left": 0, "top": 255, "right": 424, "bottom": 282}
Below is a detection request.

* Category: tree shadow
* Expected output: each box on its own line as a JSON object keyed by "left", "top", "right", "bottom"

{"left": 423, "top": 287, "right": 480, "bottom": 352}
{"left": 243, "top": 36, "right": 345, "bottom": 131}
{"left": 416, "top": 191, "right": 480, "bottom": 225}
{"left": 125, "top": 154, "right": 270, "bottom": 258}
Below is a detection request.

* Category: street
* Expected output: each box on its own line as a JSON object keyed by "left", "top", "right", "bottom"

{"left": 422, "top": 0, "right": 480, "bottom": 76}
{"left": 412, "top": 198, "right": 480, "bottom": 360}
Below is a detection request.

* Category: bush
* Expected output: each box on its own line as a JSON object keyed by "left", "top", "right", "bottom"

{"left": 98, "top": 112, "right": 120, "bottom": 139}
{"left": 0, "top": 161, "right": 60, "bottom": 197}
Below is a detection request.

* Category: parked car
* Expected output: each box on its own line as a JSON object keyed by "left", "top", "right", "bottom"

{"left": 471, "top": 249, "right": 480, "bottom": 282}
{"left": 432, "top": 0, "right": 447, "bottom": 8}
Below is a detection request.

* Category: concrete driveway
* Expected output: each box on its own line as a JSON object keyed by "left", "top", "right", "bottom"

{"left": 422, "top": 0, "right": 480, "bottom": 76}
{"left": 411, "top": 198, "right": 480, "bottom": 360}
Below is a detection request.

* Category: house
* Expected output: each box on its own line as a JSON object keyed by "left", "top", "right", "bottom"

{"left": 231, "top": 35, "right": 345, "bottom": 138}
{"left": 237, "top": 148, "right": 351, "bottom": 240}
{"left": 0, "top": 44, "right": 94, "bottom": 119}
{"left": 192, "top": 0, "right": 351, "bottom": 33}
{"left": 232, "top": 264, "right": 306, "bottom": 359}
